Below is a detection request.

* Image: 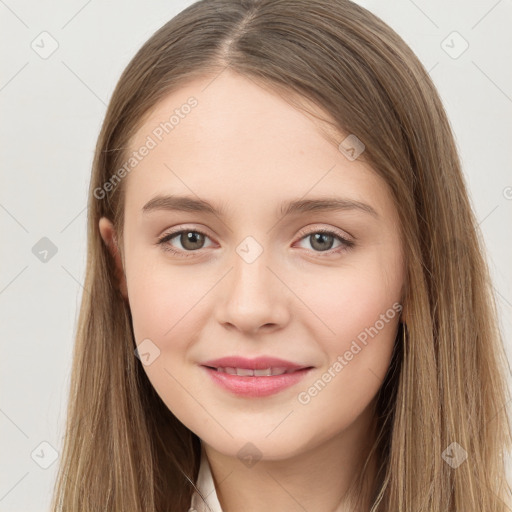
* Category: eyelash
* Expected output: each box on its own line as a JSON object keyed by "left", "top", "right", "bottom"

{"left": 156, "top": 226, "right": 355, "bottom": 259}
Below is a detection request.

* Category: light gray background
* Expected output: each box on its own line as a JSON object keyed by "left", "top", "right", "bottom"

{"left": 1, "top": 1, "right": 511, "bottom": 510}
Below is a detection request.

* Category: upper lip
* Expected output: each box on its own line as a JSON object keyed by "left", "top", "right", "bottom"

{"left": 201, "top": 356, "right": 311, "bottom": 371}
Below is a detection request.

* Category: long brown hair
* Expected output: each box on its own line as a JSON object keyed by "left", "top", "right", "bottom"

{"left": 50, "top": 0, "right": 512, "bottom": 510}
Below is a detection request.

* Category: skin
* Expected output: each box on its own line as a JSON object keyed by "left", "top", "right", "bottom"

{"left": 99, "top": 70, "right": 405, "bottom": 511}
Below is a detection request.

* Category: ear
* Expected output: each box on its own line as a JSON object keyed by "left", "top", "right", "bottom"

{"left": 99, "top": 217, "right": 128, "bottom": 301}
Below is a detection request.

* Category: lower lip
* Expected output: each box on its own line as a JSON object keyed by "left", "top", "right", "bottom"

{"left": 201, "top": 366, "right": 313, "bottom": 397}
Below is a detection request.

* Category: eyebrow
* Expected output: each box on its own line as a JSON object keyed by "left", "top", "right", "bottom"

{"left": 141, "top": 194, "right": 378, "bottom": 218}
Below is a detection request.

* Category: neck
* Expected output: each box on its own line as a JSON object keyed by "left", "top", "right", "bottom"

{"left": 203, "top": 402, "right": 380, "bottom": 512}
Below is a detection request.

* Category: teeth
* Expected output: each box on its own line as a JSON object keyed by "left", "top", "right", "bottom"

{"left": 236, "top": 368, "right": 254, "bottom": 376}
{"left": 215, "top": 367, "right": 292, "bottom": 376}
{"left": 253, "top": 368, "right": 272, "bottom": 376}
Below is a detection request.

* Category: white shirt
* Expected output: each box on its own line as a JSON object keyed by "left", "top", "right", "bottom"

{"left": 189, "top": 444, "right": 224, "bottom": 512}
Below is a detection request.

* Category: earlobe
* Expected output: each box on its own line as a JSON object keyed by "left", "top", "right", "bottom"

{"left": 98, "top": 217, "right": 129, "bottom": 301}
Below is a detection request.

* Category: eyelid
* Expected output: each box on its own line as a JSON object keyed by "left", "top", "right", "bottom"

{"left": 157, "top": 224, "right": 214, "bottom": 241}
{"left": 295, "top": 224, "right": 355, "bottom": 243}
{"left": 158, "top": 223, "right": 354, "bottom": 242}
{"left": 156, "top": 223, "right": 355, "bottom": 257}
{"left": 156, "top": 225, "right": 215, "bottom": 255}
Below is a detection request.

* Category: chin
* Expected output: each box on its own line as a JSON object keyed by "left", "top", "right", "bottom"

{"left": 200, "top": 430, "right": 314, "bottom": 463}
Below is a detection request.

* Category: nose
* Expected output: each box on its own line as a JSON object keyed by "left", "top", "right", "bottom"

{"left": 215, "top": 247, "right": 291, "bottom": 335}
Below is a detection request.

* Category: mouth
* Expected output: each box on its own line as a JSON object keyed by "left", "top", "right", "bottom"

{"left": 204, "top": 366, "right": 307, "bottom": 376}
{"left": 200, "top": 359, "right": 314, "bottom": 397}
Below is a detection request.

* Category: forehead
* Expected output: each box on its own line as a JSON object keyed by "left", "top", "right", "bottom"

{"left": 123, "top": 70, "right": 392, "bottom": 218}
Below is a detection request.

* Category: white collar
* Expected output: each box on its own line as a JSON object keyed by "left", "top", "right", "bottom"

{"left": 189, "top": 444, "right": 224, "bottom": 512}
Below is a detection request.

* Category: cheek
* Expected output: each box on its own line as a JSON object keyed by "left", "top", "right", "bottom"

{"left": 297, "top": 249, "right": 402, "bottom": 347}
{"left": 126, "top": 260, "right": 219, "bottom": 408}
{"left": 125, "top": 261, "right": 213, "bottom": 421}
{"left": 127, "top": 259, "right": 206, "bottom": 345}
{"left": 293, "top": 252, "right": 402, "bottom": 416}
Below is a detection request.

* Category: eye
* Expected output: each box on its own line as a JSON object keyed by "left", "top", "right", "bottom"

{"left": 156, "top": 225, "right": 355, "bottom": 258}
{"left": 157, "top": 227, "right": 214, "bottom": 258}
{"left": 295, "top": 227, "right": 355, "bottom": 255}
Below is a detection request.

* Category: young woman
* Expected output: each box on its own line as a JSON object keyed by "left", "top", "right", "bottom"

{"left": 51, "top": 0, "right": 512, "bottom": 510}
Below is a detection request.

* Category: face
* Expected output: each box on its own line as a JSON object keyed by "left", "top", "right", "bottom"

{"left": 100, "top": 70, "right": 405, "bottom": 462}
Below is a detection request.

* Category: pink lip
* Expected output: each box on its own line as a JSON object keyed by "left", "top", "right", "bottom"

{"left": 201, "top": 356, "right": 308, "bottom": 370}
{"left": 200, "top": 356, "right": 313, "bottom": 398}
